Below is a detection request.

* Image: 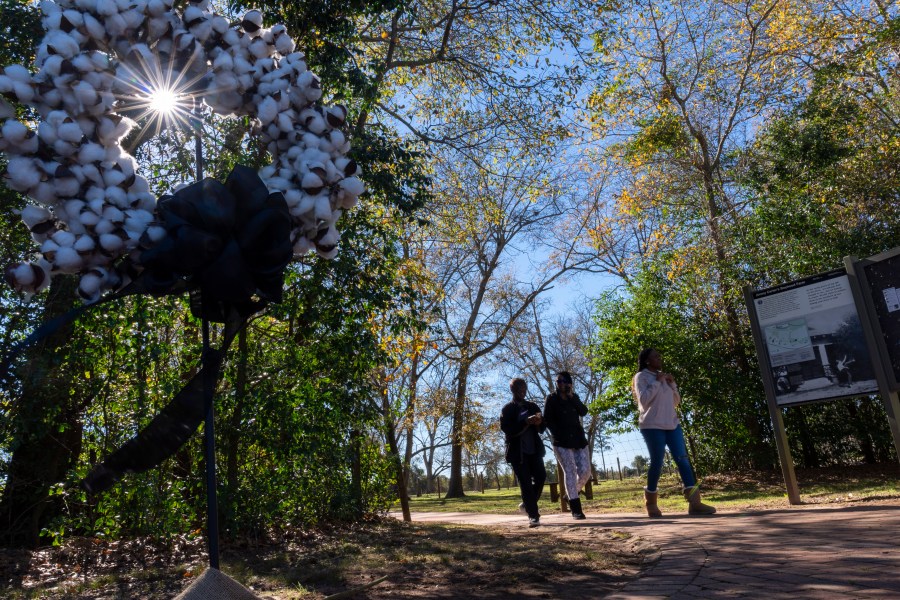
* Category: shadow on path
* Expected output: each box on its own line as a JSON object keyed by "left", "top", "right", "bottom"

{"left": 406, "top": 503, "right": 900, "bottom": 599}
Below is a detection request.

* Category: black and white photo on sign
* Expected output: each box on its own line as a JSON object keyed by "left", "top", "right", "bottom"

{"left": 753, "top": 273, "right": 879, "bottom": 406}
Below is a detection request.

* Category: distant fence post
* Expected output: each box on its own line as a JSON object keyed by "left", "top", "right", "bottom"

{"left": 616, "top": 457, "right": 623, "bottom": 481}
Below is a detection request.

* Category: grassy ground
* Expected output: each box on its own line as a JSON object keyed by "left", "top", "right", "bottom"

{"left": 401, "top": 465, "right": 900, "bottom": 515}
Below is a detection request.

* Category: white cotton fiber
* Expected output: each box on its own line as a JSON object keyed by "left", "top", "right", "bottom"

{"left": 6, "top": 157, "right": 42, "bottom": 191}
{"left": 54, "top": 246, "right": 83, "bottom": 271}
{"left": 78, "top": 142, "right": 106, "bottom": 163}
{"left": 339, "top": 176, "right": 364, "bottom": 197}
{"left": 257, "top": 96, "right": 278, "bottom": 124}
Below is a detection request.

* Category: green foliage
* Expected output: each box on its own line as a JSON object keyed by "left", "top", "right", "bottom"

{"left": 590, "top": 268, "right": 773, "bottom": 472}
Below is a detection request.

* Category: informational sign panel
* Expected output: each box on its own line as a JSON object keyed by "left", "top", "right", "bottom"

{"left": 859, "top": 250, "right": 900, "bottom": 389}
{"left": 749, "top": 269, "right": 879, "bottom": 406}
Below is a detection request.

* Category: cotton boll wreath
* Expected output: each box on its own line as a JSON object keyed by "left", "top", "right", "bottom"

{"left": 0, "top": 0, "right": 365, "bottom": 496}
{"left": 0, "top": 0, "right": 364, "bottom": 307}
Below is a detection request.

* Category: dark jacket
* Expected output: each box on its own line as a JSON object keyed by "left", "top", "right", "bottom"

{"left": 500, "top": 399, "right": 546, "bottom": 464}
{"left": 543, "top": 391, "right": 588, "bottom": 449}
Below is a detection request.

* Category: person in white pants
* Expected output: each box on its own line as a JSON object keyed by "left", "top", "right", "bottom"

{"left": 543, "top": 371, "right": 592, "bottom": 520}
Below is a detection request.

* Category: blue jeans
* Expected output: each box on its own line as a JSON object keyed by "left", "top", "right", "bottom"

{"left": 641, "top": 425, "right": 696, "bottom": 491}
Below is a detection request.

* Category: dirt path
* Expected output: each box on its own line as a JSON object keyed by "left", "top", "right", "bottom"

{"left": 404, "top": 503, "right": 900, "bottom": 599}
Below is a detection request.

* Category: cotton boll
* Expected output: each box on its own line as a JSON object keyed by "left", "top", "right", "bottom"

{"left": 299, "top": 108, "right": 325, "bottom": 134}
{"left": 123, "top": 208, "right": 152, "bottom": 232}
{"left": 315, "top": 244, "right": 337, "bottom": 260}
{"left": 11, "top": 81, "right": 35, "bottom": 104}
{"left": 139, "top": 224, "right": 166, "bottom": 248}
{"left": 282, "top": 188, "right": 303, "bottom": 208}
{"left": 45, "top": 31, "right": 80, "bottom": 58}
{"left": 6, "top": 157, "right": 42, "bottom": 192}
{"left": 292, "top": 235, "right": 310, "bottom": 256}
{"left": 21, "top": 204, "right": 53, "bottom": 229}
{"left": 212, "top": 50, "right": 234, "bottom": 72}
{"left": 105, "top": 185, "right": 127, "bottom": 207}
{"left": 211, "top": 14, "right": 229, "bottom": 34}
{"left": 77, "top": 269, "right": 105, "bottom": 302}
{"left": 147, "top": 16, "right": 172, "bottom": 40}
{"left": 39, "top": 115, "right": 60, "bottom": 141}
{"left": 54, "top": 174, "right": 80, "bottom": 197}
{"left": 0, "top": 76, "right": 14, "bottom": 98}
{"left": 96, "top": 0, "right": 117, "bottom": 16}
{"left": 338, "top": 176, "right": 365, "bottom": 197}
{"left": 257, "top": 95, "right": 278, "bottom": 125}
{"left": 94, "top": 218, "right": 115, "bottom": 235}
{"left": 79, "top": 209, "right": 100, "bottom": 228}
{"left": 52, "top": 139, "right": 76, "bottom": 157}
{"left": 29, "top": 182, "right": 57, "bottom": 206}
{"left": 300, "top": 172, "right": 325, "bottom": 196}
{"left": 82, "top": 12, "right": 106, "bottom": 39}
{"left": 40, "top": 0, "right": 62, "bottom": 17}
{"left": 41, "top": 239, "right": 59, "bottom": 261}
{"left": 97, "top": 115, "right": 133, "bottom": 144}
{"left": 64, "top": 199, "right": 85, "bottom": 218}
{"left": 248, "top": 37, "right": 271, "bottom": 59}
{"left": 50, "top": 230, "right": 75, "bottom": 249}
{"left": 274, "top": 32, "right": 295, "bottom": 55}
{"left": 146, "top": 0, "right": 165, "bottom": 16}
{"left": 223, "top": 28, "right": 241, "bottom": 49}
{"left": 334, "top": 157, "right": 358, "bottom": 177}
{"left": 80, "top": 164, "right": 101, "bottom": 186}
{"left": 74, "top": 234, "right": 96, "bottom": 255}
{"left": 102, "top": 205, "right": 124, "bottom": 224}
{"left": 72, "top": 81, "right": 100, "bottom": 107}
{"left": 98, "top": 232, "right": 125, "bottom": 253}
{"left": 242, "top": 10, "right": 262, "bottom": 34}
{"left": 4, "top": 64, "right": 32, "bottom": 85}
{"left": 1, "top": 119, "right": 30, "bottom": 146}
{"left": 7, "top": 261, "right": 38, "bottom": 287}
{"left": 325, "top": 104, "right": 347, "bottom": 128}
{"left": 39, "top": 55, "right": 64, "bottom": 78}
{"left": 60, "top": 9, "right": 85, "bottom": 31}
{"left": 54, "top": 246, "right": 83, "bottom": 271}
{"left": 102, "top": 168, "right": 126, "bottom": 187}
{"left": 327, "top": 129, "right": 346, "bottom": 150}
{"left": 78, "top": 142, "right": 105, "bottom": 164}
{"left": 121, "top": 7, "right": 145, "bottom": 30}
{"left": 313, "top": 194, "right": 332, "bottom": 221}
{"left": 297, "top": 193, "right": 315, "bottom": 214}
{"left": 57, "top": 120, "right": 83, "bottom": 143}
{"left": 265, "top": 176, "right": 291, "bottom": 191}
{"left": 315, "top": 225, "right": 339, "bottom": 248}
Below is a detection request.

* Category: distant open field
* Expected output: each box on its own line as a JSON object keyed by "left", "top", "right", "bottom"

{"left": 401, "top": 465, "right": 900, "bottom": 515}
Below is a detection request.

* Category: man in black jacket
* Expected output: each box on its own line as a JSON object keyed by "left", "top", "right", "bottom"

{"left": 500, "top": 378, "right": 546, "bottom": 527}
{"left": 543, "top": 371, "right": 591, "bottom": 520}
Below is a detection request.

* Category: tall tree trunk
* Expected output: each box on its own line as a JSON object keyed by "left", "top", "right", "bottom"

{"left": 446, "top": 361, "right": 470, "bottom": 498}
{"left": 701, "top": 168, "right": 767, "bottom": 467}
{"left": 0, "top": 277, "right": 83, "bottom": 548}
{"left": 381, "top": 379, "right": 411, "bottom": 521}
{"left": 349, "top": 428, "right": 363, "bottom": 517}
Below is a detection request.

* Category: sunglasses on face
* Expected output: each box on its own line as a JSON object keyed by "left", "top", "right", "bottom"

{"left": 557, "top": 379, "right": 572, "bottom": 385}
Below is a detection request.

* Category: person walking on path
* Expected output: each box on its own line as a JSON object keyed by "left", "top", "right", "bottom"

{"left": 500, "top": 378, "right": 546, "bottom": 527}
{"left": 633, "top": 348, "right": 715, "bottom": 517}
{"left": 543, "top": 370, "right": 591, "bottom": 520}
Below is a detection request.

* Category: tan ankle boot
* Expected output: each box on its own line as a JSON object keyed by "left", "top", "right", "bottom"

{"left": 644, "top": 488, "right": 662, "bottom": 517}
{"left": 683, "top": 486, "right": 716, "bottom": 515}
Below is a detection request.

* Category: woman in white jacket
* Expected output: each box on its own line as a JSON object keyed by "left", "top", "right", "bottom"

{"left": 633, "top": 348, "right": 715, "bottom": 517}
